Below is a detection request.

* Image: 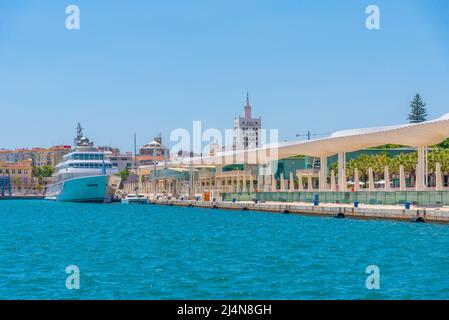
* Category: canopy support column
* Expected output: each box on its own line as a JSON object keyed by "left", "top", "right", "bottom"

{"left": 338, "top": 152, "right": 346, "bottom": 192}
{"left": 368, "top": 168, "right": 375, "bottom": 191}
{"left": 307, "top": 173, "right": 313, "bottom": 192}
{"left": 289, "top": 172, "right": 295, "bottom": 192}
{"left": 416, "top": 146, "right": 426, "bottom": 191}
{"left": 297, "top": 171, "right": 304, "bottom": 192}
{"left": 399, "top": 165, "right": 406, "bottom": 191}
{"left": 436, "top": 162, "right": 443, "bottom": 191}
{"left": 319, "top": 156, "right": 327, "bottom": 191}
{"left": 330, "top": 170, "right": 336, "bottom": 192}
{"left": 384, "top": 166, "right": 391, "bottom": 191}
{"left": 271, "top": 174, "right": 277, "bottom": 192}
{"left": 280, "top": 174, "right": 286, "bottom": 191}
{"left": 354, "top": 168, "right": 360, "bottom": 192}
{"left": 257, "top": 174, "right": 263, "bottom": 192}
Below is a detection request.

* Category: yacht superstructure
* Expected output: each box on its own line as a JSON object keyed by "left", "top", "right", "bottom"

{"left": 45, "top": 124, "right": 120, "bottom": 202}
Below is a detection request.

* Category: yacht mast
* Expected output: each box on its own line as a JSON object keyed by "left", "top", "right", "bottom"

{"left": 134, "top": 133, "right": 139, "bottom": 194}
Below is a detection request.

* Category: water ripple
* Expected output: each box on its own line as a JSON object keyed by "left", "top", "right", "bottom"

{"left": 1, "top": 200, "right": 449, "bottom": 299}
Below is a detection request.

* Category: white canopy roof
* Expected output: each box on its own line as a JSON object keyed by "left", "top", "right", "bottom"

{"left": 177, "top": 113, "right": 449, "bottom": 166}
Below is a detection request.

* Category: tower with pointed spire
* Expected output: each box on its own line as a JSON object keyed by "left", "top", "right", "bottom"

{"left": 233, "top": 92, "right": 262, "bottom": 150}
{"left": 244, "top": 92, "right": 252, "bottom": 118}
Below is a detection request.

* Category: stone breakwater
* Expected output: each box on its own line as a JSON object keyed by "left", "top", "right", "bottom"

{"left": 150, "top": 199, "right": 449, "bottom": 223}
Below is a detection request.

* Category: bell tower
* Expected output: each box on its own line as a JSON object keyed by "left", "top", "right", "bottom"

{"left": 244, "top": 92, "right": 252, "bottom": 119}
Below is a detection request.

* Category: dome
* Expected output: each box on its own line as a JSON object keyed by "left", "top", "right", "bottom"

{"left": 142, "top": 140, "right": 162, "bottom": 148}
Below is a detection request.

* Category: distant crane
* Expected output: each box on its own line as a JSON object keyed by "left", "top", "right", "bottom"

{"left": 295, "top": 131, "right": 330, "bottom": 169}
{"left": 296, "top": 131, "right": 330, "bottom": 141}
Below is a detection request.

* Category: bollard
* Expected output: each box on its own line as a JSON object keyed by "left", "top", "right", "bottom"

{"left": 335, "top": 212, "right": 345, "bottom": 219}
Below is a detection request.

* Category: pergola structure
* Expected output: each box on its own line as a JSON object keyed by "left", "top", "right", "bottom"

{"left": 176, "top": 113, "right": 449, "bottom": 192}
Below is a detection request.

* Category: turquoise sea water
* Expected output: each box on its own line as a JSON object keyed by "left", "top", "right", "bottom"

{"left": 1, "top": 200, "right": 449, "bottom": 300}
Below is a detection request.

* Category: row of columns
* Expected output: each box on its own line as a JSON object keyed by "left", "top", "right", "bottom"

{"left": 327, "top": 163, "right": 440, "bottom": 192}
{"left": 126, "top": 146, "right": 436, "bottom": 195}
{"left": 124, "top": 179, "right": 185, "bottom": 196}
{"left": 126, "top": 160, "right": 443, "bottom": 195}
{"left": 331, "top": 146, "right": 437, "bottom": 191}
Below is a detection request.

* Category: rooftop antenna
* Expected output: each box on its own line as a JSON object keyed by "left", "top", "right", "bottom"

{"left": 76, "top": 122, "right": 83, "bottom": 137}
{"left": 74, "top": 123, "right": 83, "bottom": 146}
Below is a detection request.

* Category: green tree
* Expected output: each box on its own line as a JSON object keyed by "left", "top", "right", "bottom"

{"left": 116, "top": 168, "right": 130, "bottom": 188}
{"left": 407, "top": 93, "right": 428, "bottom": 123}
{"left": 32, "top": 165, "right": 54, "bottom": 179}
{"left": 39, "top": 165, "right": 54, "bottom": 178}
{"left": 437, "top": 138, "right": 449, "bottom": 149}
{"left": 31, "top": 165, "right": 54, "bottom": 190}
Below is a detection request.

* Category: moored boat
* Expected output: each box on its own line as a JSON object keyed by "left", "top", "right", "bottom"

{"left": 121, "top": 194, "right": 150, "bottom": 205}
{"left": 45, "top": 124, "right": 120, "bottom": 203}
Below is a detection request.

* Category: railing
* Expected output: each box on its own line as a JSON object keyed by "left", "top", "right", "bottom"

{"left": 223, "top": 191, "right": 449, "bottom": 206}
{"left": 53, "top": 170, "right": 115, "bottom": 182}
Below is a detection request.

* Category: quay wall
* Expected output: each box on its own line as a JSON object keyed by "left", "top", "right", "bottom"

{"left": 151, "top": 199, "right": 449, "bottom": 223}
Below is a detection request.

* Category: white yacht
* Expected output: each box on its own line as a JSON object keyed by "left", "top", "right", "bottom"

{"left": 45, "top": 124, "right": 121, "bottom": 203}
{"left": 121, "top": 194, "right": 150, "bottom": 205}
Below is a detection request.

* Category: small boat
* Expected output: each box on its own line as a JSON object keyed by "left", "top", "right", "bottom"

{"left": 121, "top": 134, "right": 149, "bottom": 205}
{"left": 121, "top": 194, "right": 149, "bottom": 205}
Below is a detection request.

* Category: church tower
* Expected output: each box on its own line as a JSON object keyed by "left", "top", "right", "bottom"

{"left": 244, "top": 92, "right": 252, "bottom": 119}
{"left": 233, "top": 92, "right": 262, "bottom": 150}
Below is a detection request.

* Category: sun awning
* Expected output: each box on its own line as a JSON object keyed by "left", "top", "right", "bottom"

{"left": 178, "top": 113, "right": 449, "bottom": 166}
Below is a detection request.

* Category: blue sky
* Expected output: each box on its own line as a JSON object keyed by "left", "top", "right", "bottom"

{"left": 1, "top": 0, "right": 448, "bottom": 152}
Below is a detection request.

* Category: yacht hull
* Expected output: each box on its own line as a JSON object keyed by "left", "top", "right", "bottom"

{"left": 45, "top": 175, "right": 114, "bottom": 203}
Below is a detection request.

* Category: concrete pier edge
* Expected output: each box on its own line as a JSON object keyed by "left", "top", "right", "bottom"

{"left": 150, "top": 199, "right": 449, "bottom": 224}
